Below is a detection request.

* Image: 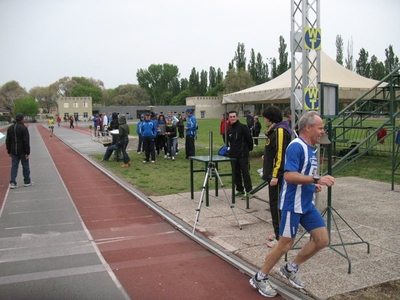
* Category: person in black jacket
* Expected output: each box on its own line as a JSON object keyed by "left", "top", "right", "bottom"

{"left": 6, "top": 113, "right": 34, "bottom": 189}
{"left": 227, "top": 110, "right": 253, "bottom": 198}
{"left": 261, "top": 106, "right": 292, "bottom": 248}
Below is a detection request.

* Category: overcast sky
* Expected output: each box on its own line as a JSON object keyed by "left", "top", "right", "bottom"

{"left": 1, "top": 0, "right": 399, "bottom": 91}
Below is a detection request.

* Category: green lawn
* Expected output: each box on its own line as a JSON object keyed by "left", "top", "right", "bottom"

{"left": 93, "top": 118, "right": 399, "bottom": 196}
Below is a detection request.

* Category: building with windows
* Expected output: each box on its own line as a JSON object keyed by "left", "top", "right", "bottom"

{"left": 57, "top": 97, "right": 92, "bottom": 121}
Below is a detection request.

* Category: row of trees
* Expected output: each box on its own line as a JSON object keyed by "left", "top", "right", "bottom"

{"left": 336, "top": 35, "right": 399, "bottom": 79}
{"left": 0, "top": 36, "right": 398, "bottom": 117}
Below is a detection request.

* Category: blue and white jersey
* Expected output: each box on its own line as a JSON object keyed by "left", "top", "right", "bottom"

{"left": 280, "top": 137, "right": 318, "bottom": 214}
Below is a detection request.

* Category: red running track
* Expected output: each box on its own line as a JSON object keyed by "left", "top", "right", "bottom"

{"left": 28, "top": 125, "right": 283, "bottom": 299}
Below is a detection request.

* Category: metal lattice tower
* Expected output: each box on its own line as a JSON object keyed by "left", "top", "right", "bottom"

{"left": 290, "top": 0, "right": 321, "bottom": 129}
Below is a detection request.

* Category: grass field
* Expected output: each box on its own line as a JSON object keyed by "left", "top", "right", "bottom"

{"left": 93, "top": 118, "right": 400, "bottom": 196}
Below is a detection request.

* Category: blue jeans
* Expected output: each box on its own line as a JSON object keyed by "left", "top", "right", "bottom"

{"left": 167, "top": 137, "right": 177, "bottom": 157}
{"left": 10, "top": 154, "right": 31, "bottom": 185}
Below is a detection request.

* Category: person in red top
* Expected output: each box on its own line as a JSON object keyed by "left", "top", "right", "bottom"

{"left": 56, "top": 116, "right": 62, "bottom": 127}
{"left": 220, "top": 113, "right": 230, "bottom": 143}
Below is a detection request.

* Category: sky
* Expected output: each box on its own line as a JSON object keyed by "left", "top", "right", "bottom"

{"left": 1, "top": 0, "right": 399, "bottom": 91}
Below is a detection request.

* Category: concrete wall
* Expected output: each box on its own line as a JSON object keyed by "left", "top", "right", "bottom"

{"left": 57, "top": 97, "right": 93, "bottom": 121}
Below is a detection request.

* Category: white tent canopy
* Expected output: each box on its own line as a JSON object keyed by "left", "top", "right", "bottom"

{"left": 223, "top": 51, "right": 382, "bottom": 104}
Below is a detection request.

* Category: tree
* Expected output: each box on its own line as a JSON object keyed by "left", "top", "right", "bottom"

{"left": 247, "top": 49, "right": 257, "bottom": 83}
{"left": 223, "top": 68, "right": 255, "bottom": 94}
{"left": 170, "top": 89, "right": 191, "bottom": 105}
{"left": 216, "top": 68, "right": 224, "bottom": 84}
{"left": 0, "top": 80, "right": 27, "bottom": 114}
{"left": 233, "top": 42, "right": 246, "bottom": 70}
{"left": 50, "top": 77, "right": 78, "bottom": 97}
{"left": 345, "top": 37, "right": 354, "bottom": 71}
{"left": 335, "top": 35, "right": 344, "bottom": 65}
{"left": 205, "top": 83, "right": 224, "bottom": 97}
{"left": 209, "top": 66, "right": 217, "bottom": 89}
{"left": 188, "top": 67, "right": 200, "bottom": 96}
{"left": 384, "top": 45, "right": 399, "bottom": 75}
{"left": 355, "top": 48, "right": 370, "bottom": 78}
{"left": 271, "top": 58, "right": 278, "bottom": 79}
{"left": 14, "top": 96, "right": 39, "bottom": 118}
{"left": 276, "top": 36, "right": 289, "bottom": 76}
{"left": 255, "top": 52, "right": 269, "bottom": 84}
{"left": 29, "top": 86, "right": 57, "bottom": 113}
{"left": 370, "top": 55, "right": 385, "bottom": 80}
{"left": 199, "top": 70, "right": 208, "bottom": 96}
{"left": 110, "top": 84, "right": 150, "bottom": 106}
{"left": 136, "top": 63, "right": 180, "bottom": 105}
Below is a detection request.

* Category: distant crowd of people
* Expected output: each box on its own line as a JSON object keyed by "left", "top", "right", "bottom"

{"left": 100, "top": 109, "right": 196, "bottom": 166}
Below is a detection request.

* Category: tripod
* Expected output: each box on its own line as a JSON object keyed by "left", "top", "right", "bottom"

{"left": 192, "top": 161, "right": 242, "bottom": 234}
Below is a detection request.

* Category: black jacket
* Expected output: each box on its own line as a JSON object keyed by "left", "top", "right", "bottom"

{"left": 227, "top": 120, "right": 253, "bottom": 158}
{"left": 6, "top": 121, "right": 30, "bottom": 155}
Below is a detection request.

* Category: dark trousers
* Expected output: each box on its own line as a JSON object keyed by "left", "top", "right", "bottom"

{"left": 185, "top": 135, "right": 195, "bottom": 158}
{"left": 232, "top": 156, "right": 252, "bottom": 193}
{"left": 143, "top": 137, "right": 155, "bottom": 161}
{"left": 10, "top": 154, "right": 31, "bottom": 185}
{"left": 268, "top": 181, "right": 282, "bottom": 240}
{"left": 137, "top": 135, "right": 144, "bottom": 152}
{"left": 156, "top": 135, "right": 166, "bottom": 155}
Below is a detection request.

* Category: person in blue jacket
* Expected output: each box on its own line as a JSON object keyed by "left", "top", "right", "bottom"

{"left": 184, "top": 108, "right": 197, "bottom": 158}
{"left": 140, "top": 112, "right": 157, "bottom": 163}
{"left": 136, "top": 114, "right": 145, "bottom": 154}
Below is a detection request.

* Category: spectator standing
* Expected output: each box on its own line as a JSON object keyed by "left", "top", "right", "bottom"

{"left": 177, "top": 113, "right": 185, "bottom": 139}
{"left": 253, "top": 116, "right": 262, "bottom": 146}
{"left": 6, "top": 113, "right": 34, "bottom": 189}
{"left": 93, "top": 114, "right": 100, "bottom": 136}
{"left": 249, "top": 111, "right": 335, "bottom": 297}
{"left": 227, "top": 110, "right": 253, "bottom": 199}
{"left": 56, "top": 116, "right": 62, "bottom": 127}
{"left": 261, "top": 106, "right": 292, "bottom": 248}
{"left": 141, "top": 113, "right": 157, "bottom": 163}
{"left": 102, "top": 113, "right": 108, "bottom": 130}
{"left": 69, "top": 115, "right": 74, "bottom": 129}
{"left": 246, "top": 111, "right": 254, "bottom": 136}
{"left": 220, "top": 113, "right": 230, "bottom": 143}
{"left": 184, "top": 108, "right": 197, "bottom": 158}
{"left": 136, "top": 114, "right": 145, "bottom": 154}
{"left": 156, "top": 114, "right": 167, "bottom": 157}
{"left": 74, "top": 114, "right": 79, "bottom": 126}
{"left": 165, "top": 116, "right": 177, "bottom": 160}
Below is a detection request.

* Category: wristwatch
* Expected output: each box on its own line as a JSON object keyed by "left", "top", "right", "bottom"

{"left": 313, "top": 175, "right": 320, "bottom": 184}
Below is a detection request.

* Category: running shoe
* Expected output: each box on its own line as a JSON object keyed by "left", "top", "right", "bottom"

{"left": 249, "top": 275, "right": 277, "bottom": 297}
{"left": 266, "top": 239, "right": 278, "bottom": 248}
{"left": 10, "top": 183, "right": 18, "bottom": 189}
{"left": 24, "top": 182, "right": 35, "bottom": 187}
{"left": 235, "top": 191, "right": 244, "bottom": 197}
{"left": 279, "top": 265, "right": 306, "bottom": 289}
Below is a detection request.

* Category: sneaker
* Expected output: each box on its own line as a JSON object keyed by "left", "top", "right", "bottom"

{"left": 164, "top": 155, "right": 167, "bottom": 158}
{"left": 143, "top": 160, "right": 147, "bottom": 163}
{"left": 137, "top": 152, "right": 141, "bottom": 154}
{"left": 172, "top": 157, "right": 175, "bottom": 161}
{"left": 235, "top": 191, "right": 244, "bottom": 197}
{"left": 249, "top": 275, "right": 277, "bottom": 298}
{"left": 279, "top": 265, "right": 306, "bottom": 289}
{"left": 266, "top": 239, "right": 278, "bottom": 248}
{"left": 267, "top": 235, "right": 275, "bottom": 241}
{"left": 241, "top": 192, "right": 248, "bottom": 199}
{"left": 151, "top": 160, "right": 155, "bottom": 163}
{"left": 10, "top": 183, "right": 18, "bottom": 189}
{"left": 24, "top": 182, "right": 35, "bottom": 187}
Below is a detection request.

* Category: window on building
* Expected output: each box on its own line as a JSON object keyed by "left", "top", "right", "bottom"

{"left": 83, "top": 102, "right": 88, "bottom": 108}
{"left": 63, "top": 103, "right": 69, "bottom": 108}
{"left": 201, "top": 111, "right": 205, "bottom": 118}
{"left": 83, "top": 112, "right": 88, "bottom": 118}
{"left": 73, "top": 102, "right": 78, "bottom": 108}
{"left": 64, "top": 113, "right": 69, "bottom": 119}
